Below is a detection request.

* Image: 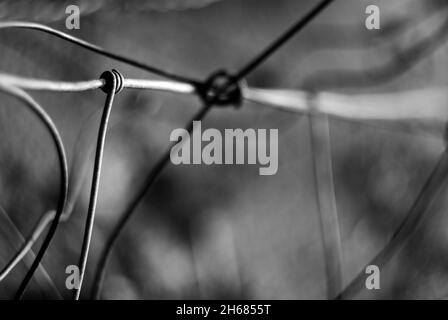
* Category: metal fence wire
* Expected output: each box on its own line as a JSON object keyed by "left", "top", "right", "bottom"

{"left": 0, "top": 0, "right": 448, "bottom": 300}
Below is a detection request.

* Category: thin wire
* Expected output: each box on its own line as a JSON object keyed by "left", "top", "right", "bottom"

{"left": 0, "top": 67, "right": 194, "bottom": 287}
{"left": 124, "top": 79, "right": 194, "bottom": 93}
{"left": 0, "top": 21, "right": 200, "bottom": 85}
{"left": 0, "top": 205, "right": 62, "bottom": 299}
{"left": 336, "top": 149, "right": 448, "bottom": 299}
{"left": 308, "top": 95, "right": 343, "bottom": 299}
{"left": 0, "top": 70, "right": 195, "bottom": 290}
{"left": 233, "top": 0, "right": 335, "bottom": 80}
{"left": 0, "top": 74, "right": 103, "bottom": 92}
{"left": 91, "top": 0, "right": 336, "bottom": 299}
{"left": 0, "top": 71, "right": 194, "bottom": 289}
{"left": 73, "top": 72, "right": 118, "bottom": 300}
{"left": 0, "top": 73, "right": 196, "bottom": 94}
{"left": 91, "top": 103, "right": 213, "bottom": 299}
{"left": 0, "top": 103, "right": 138, "bottom": 284}
{"left": 0, "top": 210, "right": 55, "bottom": 282}
{"left": 0, "top": 84, "right": 69, "bottom": 300}
{"left": 3, "top": 72, "right": 448, "bottom": 124}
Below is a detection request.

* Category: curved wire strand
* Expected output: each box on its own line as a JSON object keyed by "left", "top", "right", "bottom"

{"left": 0, "top": 21, "right": 200, "bottom": 85}
{"left": 0, "top": 99, "right": 141, "bottom": 285}
{"left": 0, "top": 72, "right": 195, "bottom": 286}
{"left": 0, "top": 108, "right": 104, "bottom": 282}
{"left": 0, "top": 83, "right": 68, "bottom": 300}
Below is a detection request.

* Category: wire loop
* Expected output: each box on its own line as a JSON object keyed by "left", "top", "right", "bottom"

{"left": 100, "top": 69, "right": 124, "bottom": 94}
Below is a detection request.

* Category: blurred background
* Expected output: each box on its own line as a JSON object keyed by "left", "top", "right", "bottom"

{"left": 0, "top": 0, "right": 448, "bottom": 299}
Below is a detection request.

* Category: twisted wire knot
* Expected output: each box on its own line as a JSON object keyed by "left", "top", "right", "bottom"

{"left": 100, "top": 69, "right": 124, "bottom": 94}
{"left": 198, "top": 70, "right": 244, "bottom": 107}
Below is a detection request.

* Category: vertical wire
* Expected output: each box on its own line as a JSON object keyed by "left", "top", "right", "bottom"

{"left": 91, "top": 103, "right": 213, "bottom": 299}
{"left": 308, "top": 94, "right": 343, "bottom": 299}
{"left": 73, "top": 74, "right": 118, "bottom": 300}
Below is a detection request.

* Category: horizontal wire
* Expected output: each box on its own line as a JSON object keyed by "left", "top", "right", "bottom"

{"left": 3, "top": 72, "right": 447, "bottom": 124}
{"left": 0, "top": 21, "right": 199, "bottom": 85}
{"left": 244, "top": 87, "right": 448, "bottom": 123}
{"left": 123, "top": 79, "right": 194, "bottom": 93}
{"left": 0, "top": 73, "right": 196, "bottom": 94}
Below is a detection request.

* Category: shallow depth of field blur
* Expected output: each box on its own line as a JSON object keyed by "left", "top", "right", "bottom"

{"left": 0, "top": 0, "right": 448, "bottom": 299}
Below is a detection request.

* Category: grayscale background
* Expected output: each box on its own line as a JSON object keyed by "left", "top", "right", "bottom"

{"left": 0, "top": 0, "right": 447, "bottom": 299}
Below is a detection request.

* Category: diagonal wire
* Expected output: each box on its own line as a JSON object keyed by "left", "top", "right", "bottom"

{"left": 336, "top": 149, "right": 448, "bottom": 299}
{"left": 233, "top": 0, "right": 335, "bottom": 80}
{"left": 0, "top": 84, "right": 69, "bottom": 300}
{"left": 91, "top": 0, "right": 336, "bottom": 299}
{"left": 0, "top": 205, "right": 62, "bottom": 299}
{"left": 0, "top": 21, "right": 200, "bottom": 85}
